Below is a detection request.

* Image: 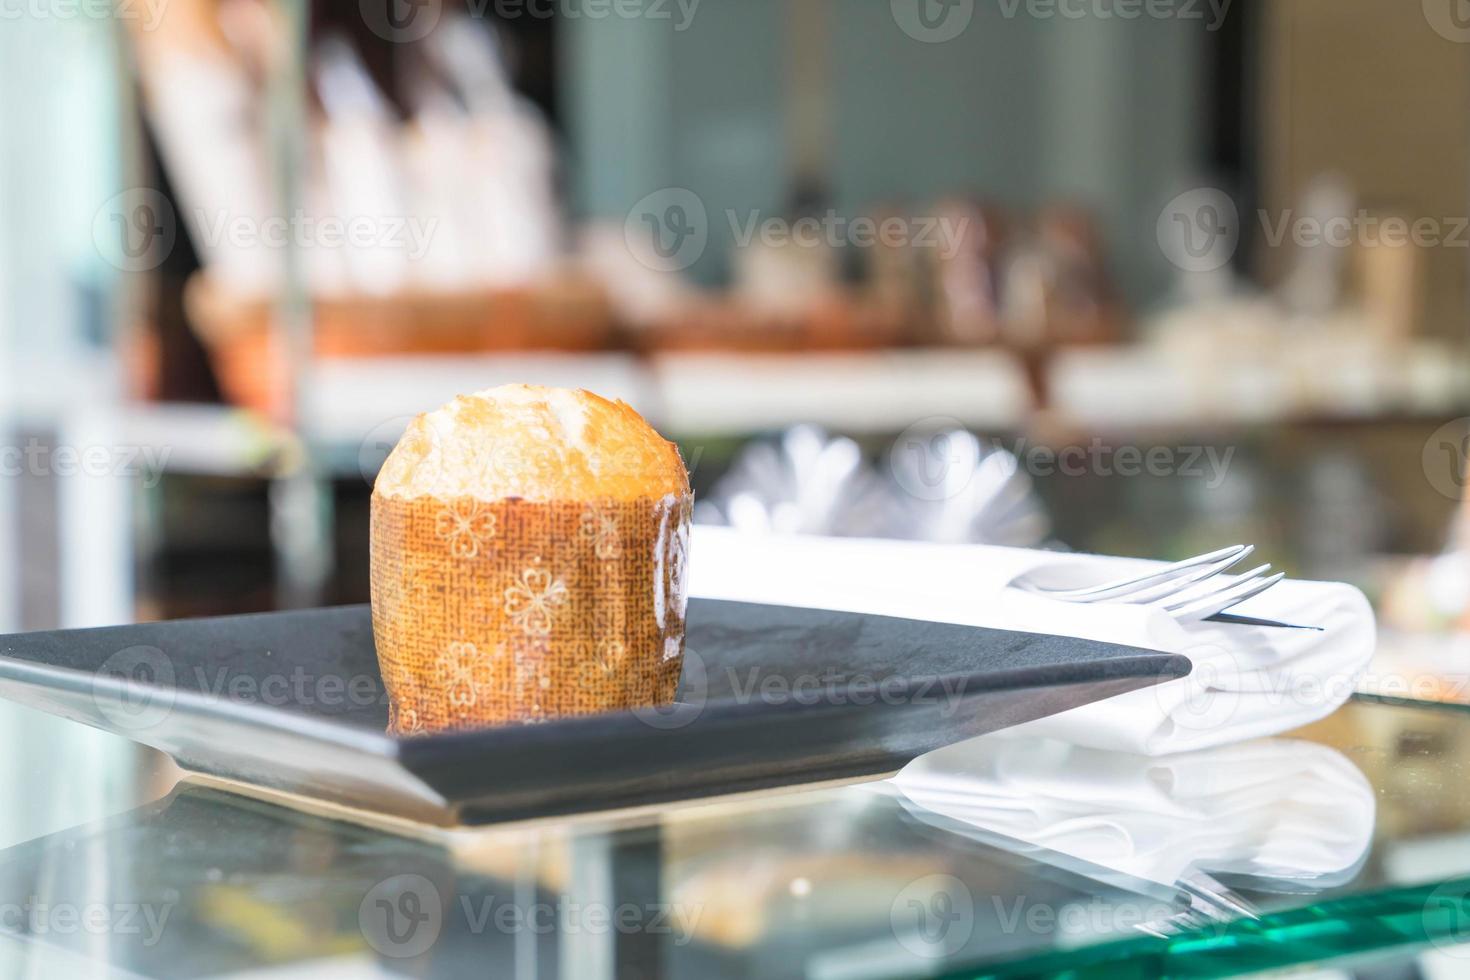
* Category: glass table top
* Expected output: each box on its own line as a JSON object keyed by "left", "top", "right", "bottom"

{"left": 1, "top": 695, "right": 1470, "bottom": 978}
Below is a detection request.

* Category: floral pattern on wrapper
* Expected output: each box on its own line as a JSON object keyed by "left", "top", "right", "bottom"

{"left": 434, "top": 499, "right": 498, "bottom": 559}
{"left": 370, "top": 493, "right": 692, "bottom": 734}
{"left": 580, "top": 507, "right": 622, "bottom": 560}
{"left": 503, "top": 559, "right": 569, "bottom": 637}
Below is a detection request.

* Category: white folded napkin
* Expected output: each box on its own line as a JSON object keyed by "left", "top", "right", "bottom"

{"left": 890, "top": 735, "right": 1375, "bottom": 889}
{"left": 688, "top": 526, "right": 1375, "bottom": 755}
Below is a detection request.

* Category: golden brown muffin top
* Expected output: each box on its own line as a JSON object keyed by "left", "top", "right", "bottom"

{"left": 375, "top": 384, "right": 689, "bottom": 502}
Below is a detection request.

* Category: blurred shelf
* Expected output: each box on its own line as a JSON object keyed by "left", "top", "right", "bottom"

{"left": 1361, "top": 629, "right": 1470, "bottom": 705}
{"left": 119, "top": 404, "right": 288, "bottom": 478}
{"left": 295, "top": 349, "right": 1034, "bottom": 473}
{"left": 649, "top": 349, "right": 1034, "bottom": 436}
{"left": 81, "top": 342, "right": 1470, "bottom": 484}
{"left": 1048, "top": 341, "right": 1470, "bottom": 429}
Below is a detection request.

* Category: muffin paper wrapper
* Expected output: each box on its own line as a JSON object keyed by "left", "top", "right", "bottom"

{"left": 371, "top": 492, "right": 691, "bottom": 735}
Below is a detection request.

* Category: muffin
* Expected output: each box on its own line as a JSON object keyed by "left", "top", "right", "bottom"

{"left": 370, "top": 384, "right": 692, "bottom": 734}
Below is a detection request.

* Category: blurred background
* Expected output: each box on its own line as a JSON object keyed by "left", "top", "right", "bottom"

{"left": 1, "top": 0, "right": 1468, "bottom": 692}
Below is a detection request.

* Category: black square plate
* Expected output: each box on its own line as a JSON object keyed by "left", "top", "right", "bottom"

{"left": 0, "top": 600, "right": 1188, "bottom": 826}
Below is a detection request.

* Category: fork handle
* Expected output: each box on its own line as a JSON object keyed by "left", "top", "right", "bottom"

{"left": 1203, "top": 613, "right": 1323, "bottom": 631}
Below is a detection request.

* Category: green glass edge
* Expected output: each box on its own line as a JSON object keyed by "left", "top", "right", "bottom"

{"left": 922, "top": 877, "right": 1470, "bottom": 980}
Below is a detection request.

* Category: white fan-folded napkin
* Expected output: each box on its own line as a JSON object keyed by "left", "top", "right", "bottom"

{"left": 890, "top": 735, "right": 1375, "bottom": 890}
{"left": 688, "top": 526, "right": 1375, "bottom": 755}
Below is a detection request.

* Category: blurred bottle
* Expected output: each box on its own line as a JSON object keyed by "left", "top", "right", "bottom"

{"left": 419, "top": 14, "right": 562, "bottom": 289}
{"left": 1001, "top": 204, "right": 1121, "bottom": 351}
{"left": 731, "top": 181, "right": 841, "bottom": 324}
{"left": 1352, "top": 206, "right": 1425, "bottom": 346}
{"left": 928, "top": 198, "right": 1004, "bottom": 345}
{"left": 1034, "top": 204, "right": 1122, "bottom": 346}
{"left": 1277, "top": 173, "right": 1355, "bottom": 318}
{"left": 313, "top": 35, "right": 409, "bottom": 297}
{"left": 129, "top": 0, "right": 278, "bottom": 294}
{"left": 863, "top": 202, "right": 924, "bottom": 341}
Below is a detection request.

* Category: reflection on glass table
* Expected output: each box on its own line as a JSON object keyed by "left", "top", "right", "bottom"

{"left": 889, "top": 733, "right": 1376, "bottom": 935}
{"left": 1, "top": 697, "right": 1470, "bottom": 978}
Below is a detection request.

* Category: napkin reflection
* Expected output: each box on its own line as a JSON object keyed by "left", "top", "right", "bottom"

{"left": 890, "top": 734, "right": 1375, "bottom": 892}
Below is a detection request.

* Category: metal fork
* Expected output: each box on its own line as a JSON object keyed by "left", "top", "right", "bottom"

{"left": 1014, "top": 544, "right": 1287, "bottom": 623}
{"left": 1135, "top": 869, "right": 1262, "bottom": 939}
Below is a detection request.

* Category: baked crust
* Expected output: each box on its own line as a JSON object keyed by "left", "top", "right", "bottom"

{"left": 375, "top": 384, "right": 689, "bottom": 503}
